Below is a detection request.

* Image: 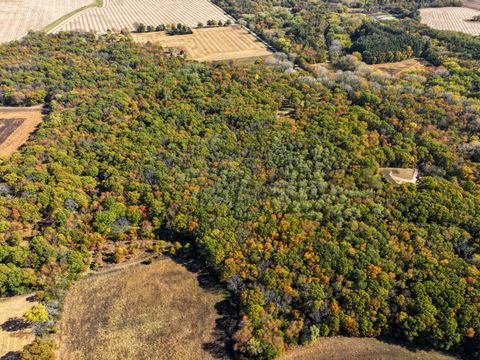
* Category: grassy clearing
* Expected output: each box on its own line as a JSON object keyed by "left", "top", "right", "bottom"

{"left": 0, "top": 294, "right": 37, "bottom": 358}
{"left": 132, "top": 26, "right": 272, "bottom": 63}
{"left": 57, "top": 258, "right": 228, "bottom": 360}
{"left": 282, "top": 337, "right": 457, "bottom": 360}
{"left": 0, "top": 106, "right": 43, "bottom": 157}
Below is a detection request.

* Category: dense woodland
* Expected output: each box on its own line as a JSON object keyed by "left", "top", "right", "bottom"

{"left": 0, "top": 2, "right": 480, "bottom": 359}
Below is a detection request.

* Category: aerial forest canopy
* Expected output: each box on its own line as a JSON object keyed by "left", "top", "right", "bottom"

{"left": 0, "top": 27, "right": 479, "bottom": 359}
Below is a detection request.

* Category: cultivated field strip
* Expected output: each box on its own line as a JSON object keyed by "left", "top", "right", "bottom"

{"left": 52, "top": 0, "right": 231, "bottom": 34}
{"left": 420, "top": 7, "right": 480, "bottom": 35}
{"left": 0, "top": 0, "right": 92, "bottom": 43}
{"left": 464, "top": 0, "right": 480, "bottom": 10}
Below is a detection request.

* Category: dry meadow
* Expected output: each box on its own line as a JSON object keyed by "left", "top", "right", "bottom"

{"left": 57, "top": 258, "right": 228, "bottom": 360}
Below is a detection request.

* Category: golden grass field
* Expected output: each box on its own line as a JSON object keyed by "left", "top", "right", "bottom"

{"left": 132, "top": 26, "right": 272, "bottom": 62}
{"left": 0, "top": 106, "right": 43, "bottom": 157}
{"left": 420, "top": 7, "right": 480, "bottom": 35}
{"left": 57, "top": 258, "right": 227, "bottom": 360}
{"left": 0, "top": 294, "right": 37, "bottom": 358}
{"left": 371, "top": 59, "right": 432, "bottom": 77}
{"left": 282, "top": 337, "right": 457, "bottom": 360}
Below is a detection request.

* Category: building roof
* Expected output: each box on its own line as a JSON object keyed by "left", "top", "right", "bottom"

{"left": 379, "top": 168, "right": 418, "bottom": 185}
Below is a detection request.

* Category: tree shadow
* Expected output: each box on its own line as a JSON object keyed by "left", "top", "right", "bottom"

{"left": 1, "top": 318, "right": 30, "bottom": 332}
{"left": 0, "top": 352, "right": 21, "bottom": 360}
{"left": 172, "top": 255, "right": 237, "bottom": 359}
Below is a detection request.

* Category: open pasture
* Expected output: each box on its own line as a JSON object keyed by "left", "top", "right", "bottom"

{"left": 51, "top": 0, "right": 230, "bottom": 34}
{"left": 0, "top": 106, "right": 43, "bottom": 157}
{"left": 58, "top": 258, "right": 227, "bottom": 360}
{"left": 420, "top": 7, "right": 480, "bottom": 35}
{"left": 0, "top": 0, "right": 93, "bottom": 43}
{"left": 0, "top": 294, "right": 38, "bottom": 358}
{"left": 132, "top": 26, "right": 272, "bottom": 62}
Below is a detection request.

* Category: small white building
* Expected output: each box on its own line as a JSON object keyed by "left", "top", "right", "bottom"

{"left": 379, "top": 168, "right": 418, "bottom": 185}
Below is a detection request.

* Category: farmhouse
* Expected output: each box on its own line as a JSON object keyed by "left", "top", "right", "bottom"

{"left": 379, "top": 167, "right": 419, "bottom": 185}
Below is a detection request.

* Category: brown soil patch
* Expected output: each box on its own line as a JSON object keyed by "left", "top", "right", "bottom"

{"left": 132, "top": 26, "right": 272, "bottom": 62}
{"left": 282, "top": 337, "right": 457, "bottom": 360}
{"left": 57, "top": 258, "right": 227, "bottom": 360}
{"left": 371, "top": 59, "right": 432, "bottom": 77}
{"left": 0, "top": 106, "right": 43, "bottom": 157}
{"left": 0, "top": 294, "right": 37, "bottom": 358}
{"left": 464, "top": 0, "right": 480, "bottom": 10}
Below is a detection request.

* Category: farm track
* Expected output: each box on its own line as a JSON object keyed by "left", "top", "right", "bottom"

{"left": 420, "top": 7, "right": 480, "bottom": 35}
{"left": 52, "top": 0, "right": 231, "bottom": 34}
{"left": 0, "top": 0, "right": 93, "bottom": 43}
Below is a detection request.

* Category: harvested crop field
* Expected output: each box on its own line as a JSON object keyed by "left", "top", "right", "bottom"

{"left": 420, "top": 7, "right": 480, "bottom": 35}
{"left": 57, "top": 258, "right": 228, "bottom": 360}
{"left": 0, "top": 106, "right": 43, "bottom": 157}
{"left": 371, "top": 59, "right": 433, "bottom": 77}
{"left": 0, "top": 294, "right": 38, "bottom": 358}
{"left": 282, "top": 337, "right": 456, "bottom": 360}
{"left": 0, "top": 0, "right": 93, "bottom": 43}
{"left": 51, "top": 0, "right": 230, "bottom": 34}
{"left": 132, "top": 26, "right": 272, "bottom": 62}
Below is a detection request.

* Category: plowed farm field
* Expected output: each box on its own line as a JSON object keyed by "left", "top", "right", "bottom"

{"left": 51, "top": 0, "right": 231, "bottom": 34}
{"left": 420, "top": 7, "right": 480, "bottom": 35}
{"left": 0, "top": 0, "right": 93, "bottom": 43}
{"left": 132, "top": 26, "right": 272, "bottom": 62}
{"left": 0, "top": 106, "right": 43, "bottom": 157}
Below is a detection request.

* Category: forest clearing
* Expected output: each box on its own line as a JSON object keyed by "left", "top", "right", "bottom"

{"left": 420, "top": 7, "right": 480, "bottom": 35}
{"left": 132, "top": 26, "right": 272, "bottom": 62}
{"left": 370, "top": 59, "right": 432, "bottom": 77}
{"left": 50, "top": 0, "right": 230, "bottom": 34}
{"left": 0, "top": 106, "right": 43, "bottom": 157}
{"left": 282, "top": 337, "right": 456, "bottom": 360}
{"left": 57, "top": 258, "right": 228, "bottom": 360}
{"left": 0, "top": 294, "right": 37, "bottom": 358}
{"left": 0, "top": 0, "right": 93, "bottom": 43}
